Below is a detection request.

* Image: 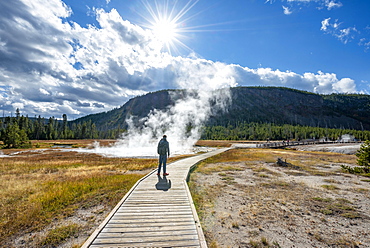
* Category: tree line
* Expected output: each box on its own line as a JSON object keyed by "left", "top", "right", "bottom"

{"left": 1, "top": 109, "right": 370, "bottom": 149}
{"left": 0, "top": 109, "right": 125, "bottom": 148}
{"left": 201, "top": 122, "right": 370, "bottom": 141}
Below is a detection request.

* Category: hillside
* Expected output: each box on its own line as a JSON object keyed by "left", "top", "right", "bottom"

{"left": 72, "top": 87, "right": 370, "bottom": 131}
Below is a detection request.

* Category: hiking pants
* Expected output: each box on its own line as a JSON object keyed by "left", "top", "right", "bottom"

{"left": 158, "top": 154, "right": 167, "bottom": 174}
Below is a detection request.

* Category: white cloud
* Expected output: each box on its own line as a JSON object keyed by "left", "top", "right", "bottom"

{"left": 332, "top": 78, "right": 356, "bottom": 93}
{"left": 286, "top": 0, "right": 312, "bottom": 2}
{"left": 336, "top": 27, "right": 357, "bottom": 44}
{"left": 359, "top": 38, "right": 370, "bottom": 51}
{"left": 0, "top": 0, "right": 360, "bottom": 120}
{"left": 39, "top": 88, "right": 50, "bottom": 95}
{"left": 280, "top": 0, "right": 369, "bottom": 50}
{"left": 282, "top": 6, "right": 292, "bottom": 15}
{"left": 286, "top": 0, "right": 342, "bottom": 8}
{"left": 325, "top": 0, "right": 342, "bottom": 10}
{"left": 232, "top": 67, "right": 357, "bottom": 94}
{"left": 321, "top": 18, "right": 331, "bottom": 31}
{"left": 320, "top": 17, "right": 357, "bottom": 44}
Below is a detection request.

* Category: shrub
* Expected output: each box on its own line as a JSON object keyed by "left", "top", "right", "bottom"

{"left": 340, "top": 165, "right": 365, "bottom": 174}
{"left": 339, "top": 141, "right": 370, "bottom": 176}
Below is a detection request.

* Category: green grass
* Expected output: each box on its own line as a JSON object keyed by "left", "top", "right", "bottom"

{"left": 196, "top": 163, "right": 243, "bottom": 175}
{"left": 187, "top": 181, "right": 218, "bottom": 219}
{"left": 261, "top": 180, "right": 291, "bottom": 188}
{"left": 38, "top": 223, "right": 81, "bottom": 247}
{"left": 221, "top": 176, "right": 235, "bottom": 181}
{"left": 321, "top": 184, "right": 339, "bottom": 190}
{"left": 249, "top": 237, "right": 281, "bottom": 248}
{"left": 323, "top": 179, "right": 341, "bottom": 184}
{"left": 312, "top": 197, "right": 332, "bottom": 202}
{"left": 312, "top": 197, "right": 360, "bottom": 219}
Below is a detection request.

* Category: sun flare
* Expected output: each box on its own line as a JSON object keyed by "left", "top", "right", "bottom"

{"left": 138, "top": 0, "right": 229, "bottom": 54}
{"left": 138, "top": 0, "right": 199, "bottom": 54}
{"left": 152, "top": 18, "right": 178, "bottom": 43}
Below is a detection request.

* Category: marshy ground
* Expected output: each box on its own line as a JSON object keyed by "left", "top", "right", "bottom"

{"left": 188, "top": 148, "right": 370, "bottom": 248}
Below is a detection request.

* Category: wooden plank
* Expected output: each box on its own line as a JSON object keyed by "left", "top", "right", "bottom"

{"left": 126, "top": 198, "right": 189, "bottom": 202}
{"left": 106, "top": 220, "right": 195, "bottom": 226}
{"left": 101, "top": 225, "right": 197, "bottom": 233}
{"left": 101, "top": 223, "right": 195, "bottom": 233}
{"left": 121, "top": 202, "right": 189, "bottom": 206}
{"left": 112, "top": 214, "right": 193, "bottom": 219}
{"left": 116, "top": 205, "right": 190, "bottom": 210}
{"left": 114, "top": 209, "right": 192, "bottom": 213}
{"left": 109, "top": 218, "right": 195, "bottom": 223}
{"left": 112, "top": 214, "right": 192, "bottom": 219}
{"left": 97, "top": 229, "right": 197, "bottom": 238}
{"left": 92, "top": 234, "right": 199, "bottom": 244}
{"left": 115, "top": 209, "right": 192, "bottom": 214}
{"left": 90, "top": 239, "right": 200, "bottom": 248}
{"left": 128, "top": 193, "right": 187, "bottom": 197}
{"left": 127, "top": 195, "right": 188, "bottom": 199}
{"left": 127, "top": 196, "right": 187, "bottom": 199}
{"left": 116, "top": 207, "right": 191, "bottom": 211}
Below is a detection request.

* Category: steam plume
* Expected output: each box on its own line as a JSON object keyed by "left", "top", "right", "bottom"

{"left": 81, "top": 59, "right": 236, "bottom": 157}
{"left": 86, "top": 87, "right": 231, "bottom": 157}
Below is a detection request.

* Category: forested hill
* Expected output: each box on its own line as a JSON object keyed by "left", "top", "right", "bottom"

{"left": 72, "top": 87, "right": 370, "bottom": 131}
{"left": 208, "top": 87, "right": 370, "bottom": 130}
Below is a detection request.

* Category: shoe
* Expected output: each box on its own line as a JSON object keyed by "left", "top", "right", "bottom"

{"left": 163, "top": 173, "right": 169, "bottom": 176}
{"left": 156, "top": 173, "right": 160, "bottom": 175}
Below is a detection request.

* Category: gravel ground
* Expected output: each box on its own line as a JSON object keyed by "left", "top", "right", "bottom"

{"left": 189, "top": 147, "right": 370, "bottom": 248}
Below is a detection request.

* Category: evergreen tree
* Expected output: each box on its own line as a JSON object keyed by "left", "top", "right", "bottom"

{"left": 356, "top": 140, "right": 370, "bottom": 172}
{"left": 1, "top": 122, "right": 31, "bottom": 148}
{"left": 61, "top": 114, "right": 70, "bottom": 139}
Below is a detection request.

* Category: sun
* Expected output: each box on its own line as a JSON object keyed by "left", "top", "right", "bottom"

{"left": 152, "top": 18, "right": 178, "bottom": 44}
{"left": 138, "top": 0, "right": 199, "bottom": 54}
{"left": 134, "top": 0, "right": 236, "bottom": 54}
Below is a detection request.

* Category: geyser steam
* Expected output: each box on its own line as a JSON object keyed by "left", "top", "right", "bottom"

{"left": 79, "top": 57, "right": 237, "bottom": 157}
{"left": 85, "top": 87, "right": 231, "bottom": 157}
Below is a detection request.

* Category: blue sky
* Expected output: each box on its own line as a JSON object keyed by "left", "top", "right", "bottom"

{"left": 0, "top": 0, "right": 369, "bottom": 119}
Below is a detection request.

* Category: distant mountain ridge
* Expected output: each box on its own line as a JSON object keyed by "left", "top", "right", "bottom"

{"left": 72, "top": 87, "right": 370, "bottom": 131}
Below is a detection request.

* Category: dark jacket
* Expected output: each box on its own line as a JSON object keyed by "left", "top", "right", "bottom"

{"left": 157, "top": 138, "right": 170, "bottom": 156}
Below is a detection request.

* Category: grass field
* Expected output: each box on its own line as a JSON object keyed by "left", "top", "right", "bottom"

{"left": 0, "top": 139, "right": 189, "bottom": 247}
{"left": 4, "top": 140, "right": 364, "bottom": 247}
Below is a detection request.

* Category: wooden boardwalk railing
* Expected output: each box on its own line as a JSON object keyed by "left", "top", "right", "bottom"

{"left": 256, "top": 140, "right": 360, "bottom": 149}
{"left": 82, "top": 147, "right": 230, "bottom": 248}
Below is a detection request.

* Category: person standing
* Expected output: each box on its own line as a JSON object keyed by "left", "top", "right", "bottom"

{"left": 157, "top": 135, "right": 170, "bottom": 176}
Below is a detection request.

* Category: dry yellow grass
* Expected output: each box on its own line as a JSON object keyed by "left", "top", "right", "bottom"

{"left": 195, "top": 140, "right": 234, "bottom": 147}
{"left": 0, "top": 140, "right": 188, "bottom": 247}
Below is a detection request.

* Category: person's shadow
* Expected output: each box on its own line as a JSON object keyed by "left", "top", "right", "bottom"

{"left": 155, "top": 175, "right": 171, "bottom": 191}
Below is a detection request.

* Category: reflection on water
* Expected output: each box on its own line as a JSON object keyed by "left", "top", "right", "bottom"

{"left": 52, "top": 145, "right": 72, "bottom": 148}
{"left": 72, "top": 141, "right": 217, "bottom": 158}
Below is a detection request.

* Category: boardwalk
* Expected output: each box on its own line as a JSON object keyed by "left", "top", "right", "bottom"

{"left": 256, "top": 140, "right": 360, "bottom": 149}
{"left": 82, "top": 148, "right": 230, "bottom": 248}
